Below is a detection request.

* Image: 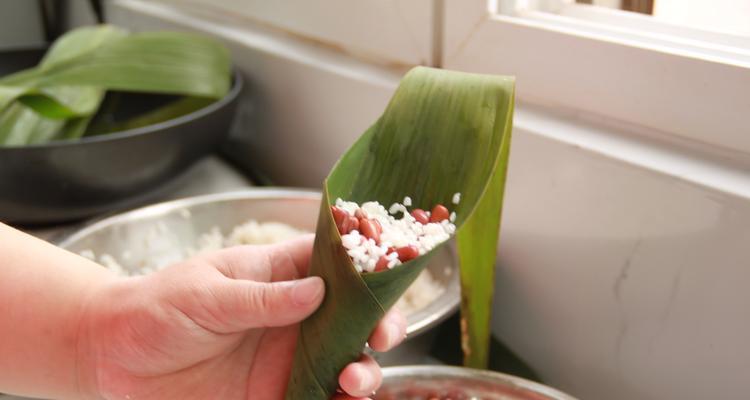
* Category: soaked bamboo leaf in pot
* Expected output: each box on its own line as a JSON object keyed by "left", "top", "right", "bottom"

{"left": 0, "top": 26, "right": 124, "bottom": 140}
{"left": 0, "top": 25, "right": 230, "bottom": 145}
{"left": 87, "top": 97, "right": 215, "bottom": 135}
{"left": 0, "top": 89, "right": 105, "bottom": 146}
{"left": 0, "top": 26, "right": 228, "bottom": 117}
{"left": 0, "top": 25, "right": 127, "bottom": 116}
{"left": 0, "top": 103, "right": 64, "bottom": 146}
{"left": 28, "top": 31, "right": 230, "bottom": 99}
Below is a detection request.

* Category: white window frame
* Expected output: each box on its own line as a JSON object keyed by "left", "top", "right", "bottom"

{"left": 147, "top": 0, "right": 439, "bottom": 67}
{"left": 443, "top": 0, "right": 750, "bottom": 155}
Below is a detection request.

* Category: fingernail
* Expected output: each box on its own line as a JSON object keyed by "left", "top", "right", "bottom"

{"left": 357, "top": 365, "right": 372, "bottom": 392}
{"left": 291, "top": 278, "right": 323, "bottom": 306}
{"left": 386, "top": 322, "right": 401, "bottom": 347}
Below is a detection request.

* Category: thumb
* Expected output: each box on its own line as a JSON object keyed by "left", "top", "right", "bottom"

{"left": 210, "top": 276, "right": 325, "bottom": 331}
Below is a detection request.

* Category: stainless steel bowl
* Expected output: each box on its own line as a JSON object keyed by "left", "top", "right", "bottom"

{"left": 377, "top": 366, "right": 578, "bottom": 400}
{"left": 57, "top": 188, "right": 460, "bottom": 337}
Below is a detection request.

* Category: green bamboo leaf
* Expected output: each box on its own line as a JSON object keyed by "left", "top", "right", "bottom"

{"left": 39, "top": 25, "right": 129, "bottom": 68}
{"left": 31, "top": 31, "right": 231, "bottom": 98}
{"left": 0, "top": 103, "right": 64, "bottom": 146}
{"left": 0, "top": 25, "right": 126, "bottom": 116}
{"left": 0, "top": 25, "right": 229, "bottom": 145}
{"left": 0, "top": 26, "right": 127, "bottom": 86}
{"left": 286, "top": 67, "right": 514, "bottom": 399}
{"left": 0, "top": 86, "right": 28, "bottom": 112}
{"left": 0, "top": 26, "right": 229, "bottom": 119}
{"left": 0, "top": 86, "right": 104, "bottom": 146}
{"left": 0, "top": 68, "right": 41, "bottom": 86}
{"left": 57, "top": 115, "right": 95, "bottom": 140}
{"left": 17, "top": 86, "right": 103, "bottom": 119}
{"left": 0, "top": 25, "right": 123, "bottom": 140}
{"left": 457, "top": 99, "right": 513, "bottom": 368}
{"left": 86, "top": 96, "right": 215, "bottom": 135}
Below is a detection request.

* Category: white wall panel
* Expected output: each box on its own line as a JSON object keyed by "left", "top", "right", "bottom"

{"left": 148, "top": 0, "right": 436, "bottom": 66}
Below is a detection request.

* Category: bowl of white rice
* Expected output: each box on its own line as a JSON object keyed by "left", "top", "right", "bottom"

{"left": 56, "top": 188, "right": 460, "bottom": 338}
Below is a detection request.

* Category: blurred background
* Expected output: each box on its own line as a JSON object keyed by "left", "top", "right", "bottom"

{"left": 1, "top": 1, "right": 749, "bottom": 399}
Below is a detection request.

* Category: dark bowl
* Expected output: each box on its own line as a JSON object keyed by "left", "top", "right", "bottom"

{"left": 0, "top": 48, "right": 243, "bottom": 225}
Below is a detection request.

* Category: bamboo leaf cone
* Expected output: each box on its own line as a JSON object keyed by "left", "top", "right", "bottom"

{"left": 285, "top": 67, "right": 514, "bottom": 399}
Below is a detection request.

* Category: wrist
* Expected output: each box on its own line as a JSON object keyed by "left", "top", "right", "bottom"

{"left": 74, "top": 274, "right": 122, "bottom": 400}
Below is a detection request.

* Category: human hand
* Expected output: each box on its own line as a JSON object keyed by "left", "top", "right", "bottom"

{"left": 76, "top": 235, "right": 407, "bottom": 400}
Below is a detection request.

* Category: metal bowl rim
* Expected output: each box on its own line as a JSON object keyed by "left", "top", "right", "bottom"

{"left": 56, "top": 188, "right": 460, "bottom": 337}
{"left": 56, "top": 188, "right": 320, "bottom": 247}
{"left": 0, "top": 71, "right": 243, "bottom": 151}
{"left": 381, "top": 365, "right": 579, "bottom": 400}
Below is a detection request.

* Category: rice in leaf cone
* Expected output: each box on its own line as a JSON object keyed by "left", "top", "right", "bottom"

{"left": 285, "top": 66, "right": 515, "bottom": 399}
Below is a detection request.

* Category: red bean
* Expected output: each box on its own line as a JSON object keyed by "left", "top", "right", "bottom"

{"left": 336, "top": 219, "right": 347, "bottom": 235}
{"left": 348, "top": 216, "right": 359, "bottom": 233}
{"left": 371, "top": 219, "right": 383, "bottom": 234}
{"left": 411, "top": 208, "right": 429, "bottom": 224}
{"left": 331, "top": 206, "right": 347, "bottom": 226}
{"left": 430, "top": 204, "right": 449, "bottom": 223}
{"left": 375, "top": 256, "right": 389, "bottom": 272}
{"left": 336, "top": 215, "right": 359, "bottom": 235}
{"left": 387, "top": 247, "right": 396, "bottom": 254}
{"left": 396, "top": 245, "right": 419, "bottom": 262}
{"left": 359, "top": 219, "right": 380, "bottom": 243}
{"left": 354, "top": 208, "right": 368, "bottom": 219}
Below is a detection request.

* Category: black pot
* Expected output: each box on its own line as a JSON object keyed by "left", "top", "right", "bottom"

{"left": 0, "top": 48, "right": 243, "bottom": 225}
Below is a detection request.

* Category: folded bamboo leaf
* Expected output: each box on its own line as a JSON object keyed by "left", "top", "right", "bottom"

{"left": 286, "top": 67, "right": 514, "bottom": 399}
{"left": 457, "top": 100, "right": 513, "bottom": 368}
